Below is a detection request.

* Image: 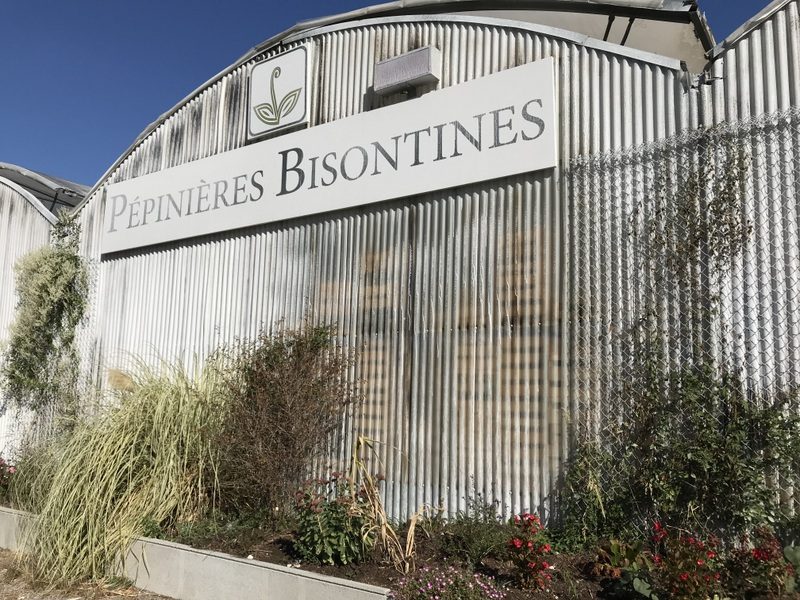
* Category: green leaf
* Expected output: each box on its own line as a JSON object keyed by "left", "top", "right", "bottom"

{"left": 254, "top": 103, "right": 279, "bottom": 125}
{"left": 786, "top": 575, "right": 796, "bottom": 594}
{"left": 785, "top": 545, "right": 800, "bottom": 569}
{"left": 278, "top": 88, "right": 301, "bottom": 119}
{"left": 633, "top": 577, "right": 653, "bottom": 598}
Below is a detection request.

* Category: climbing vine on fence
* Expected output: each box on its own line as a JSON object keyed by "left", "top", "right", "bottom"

{"left": 555, "top": 125, "right": 800, "bottom": 546}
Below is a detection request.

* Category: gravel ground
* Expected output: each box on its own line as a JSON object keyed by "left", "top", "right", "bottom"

{"left": 0, "top": 551, "right": 168, "bottom": 600}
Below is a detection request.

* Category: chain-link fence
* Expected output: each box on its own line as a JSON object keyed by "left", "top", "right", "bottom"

{"left": 567, "top": 107, "right": 800, "bottom": 533}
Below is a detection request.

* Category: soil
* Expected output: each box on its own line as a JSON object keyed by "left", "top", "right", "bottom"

{"left": 0, "top": 551, "right": 167, "bottom": 600}
{"left": 169, "top": 526, "right": 604, "bottom": 599}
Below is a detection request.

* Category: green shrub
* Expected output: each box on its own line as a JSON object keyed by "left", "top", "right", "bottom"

{"left": 0, "top": 456, "right": 15, "bottom": 506}
{"left": 625, "top": 365, "right": 800, "bottom": 535}
{"left": 1, "top": 213, "right": 88, "bottom": 419}
{"left": 725, "top": 526, "right": 796, "bottom": 598}
{"left": 437, "top": 496, "right": 514, "bottom": 569}
{"left": 215, "top": 324, "right": 358, "bottom": 519}
{"left": 551, "top": 441, "right": 633, "bottom": 551}
{"left": 589, "top": 539, "right": 652, "bottom": 580}
{"left": 293, "top": 472, "right": 373, "bottom": 565}
{"left": 557, "top": 364, "right": 800, "bottom": 542}
{"left": 648, "top": 523, "right": 722, "bottom": 600}
{"left": 507, "top": 512, "right": 554, "bottom": 589}
{"left": 777, "top": 513, "right": 800, "bottom": 548}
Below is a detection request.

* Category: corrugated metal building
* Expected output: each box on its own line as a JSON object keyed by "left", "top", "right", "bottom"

{"left": 2, "top": 0, "right": 798, "bottom": 519}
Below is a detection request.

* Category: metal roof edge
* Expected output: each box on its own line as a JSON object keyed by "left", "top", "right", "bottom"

{"left": 689, "top": 5, "right": 716, "bottom": 51}
{"left": 0, "top": 175, "right": 58, "bottom": 226}
{"left": 75, "top": 7, "right": 692, "bottom": 213}
{"left": 706, "top": 0, "right": 793, "bottom": 61}
{"left": 285, "top": 13, "right": 687, "bottom": 68}
{"left": 0, "top": 162, "right": 88, "bottom": 199}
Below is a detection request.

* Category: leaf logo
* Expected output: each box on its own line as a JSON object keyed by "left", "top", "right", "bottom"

{"left": 254, "top": 66, "right": 302, "bottom": 127}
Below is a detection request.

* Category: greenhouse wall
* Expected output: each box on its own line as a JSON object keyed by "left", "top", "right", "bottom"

{"left": 0, "top": 0, "right": 796, "bottom": 520}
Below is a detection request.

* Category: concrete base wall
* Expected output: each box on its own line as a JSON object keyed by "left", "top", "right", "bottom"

{"left": 0, "top": 508, "right": 390, "bottom": 600}
{"left": 0, "top": 507, "right": 27, "bottom": 552}
{"left": 123, "top": 537, "right": 390, "bottom": 600}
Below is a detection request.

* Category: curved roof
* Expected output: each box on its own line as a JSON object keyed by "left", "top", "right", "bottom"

{"left": 0, "top": 162, "right": 88, "bottom": 216}
{"left": 79, "top": 0, "right": 715, "bottom": 210}
{"left": 0, "top": 175, "right": 57, "bottom": 225}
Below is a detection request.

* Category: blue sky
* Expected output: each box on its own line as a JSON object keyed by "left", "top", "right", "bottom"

{"left": 0, "top": 0, "right": 770, "bottom": 186}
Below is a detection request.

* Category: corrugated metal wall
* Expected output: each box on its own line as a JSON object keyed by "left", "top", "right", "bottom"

{"left": 0, "top": 178, "right": 54, "bottom": 454}
{"left": 566, "top": 0, "right": 800, "bottom": 488}
{"left": 59, "top": 2, "right": 799, "bottom": 519}
{"left": 72, "top": 17, "right": 692, "bottom": 519}
{"left": 699, "top": 0, "right": 800, "bottom": 394}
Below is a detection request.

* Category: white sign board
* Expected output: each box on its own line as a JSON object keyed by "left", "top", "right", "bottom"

{"left": 247, "top": 47, "right": 309, "bottom": 139}
{"left": 102, "top": 57, "right": 558, "bottom": 254}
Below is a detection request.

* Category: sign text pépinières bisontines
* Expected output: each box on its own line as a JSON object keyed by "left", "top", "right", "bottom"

{"left": 107, "top": 100, "right": 545, "bottom": 232}
{"left": 102, "top": 58, "right": 558, "bottom": 254}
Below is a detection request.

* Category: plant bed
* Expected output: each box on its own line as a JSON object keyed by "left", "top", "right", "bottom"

{"left": 157, "top": 517, "right": 603, "bottom": 599}
{"left": 0, "top": 507, "right": 390, "bottom": 600}
{"left": 154, "top": 510, "right": 800, "bottom": 600}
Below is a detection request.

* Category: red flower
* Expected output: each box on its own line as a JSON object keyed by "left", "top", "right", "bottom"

{"left": 679, "top": 573, "right": 689, "bottom": 582}
{"left": 512, "top": 538, "right": 523, "bottom": 549}
{"left": 696, "top": 559, "right": 705, "bottom": 566}
{"left": 706, "top": 551, "right": 716, "bottom": 559}
{"left": 752, "top": 548, "right": 766, "bottom": 561}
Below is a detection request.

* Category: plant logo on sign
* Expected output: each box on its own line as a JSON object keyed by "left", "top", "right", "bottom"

{"left": 254, "top": 67, "right": 301, "bottom": 126}
{"left": 248, "top": 47, "right": 308, "bottom": 139}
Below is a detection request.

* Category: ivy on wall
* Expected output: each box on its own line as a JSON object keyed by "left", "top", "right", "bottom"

{"left": 1, "top": 213, "right": 89, "bottom": 420}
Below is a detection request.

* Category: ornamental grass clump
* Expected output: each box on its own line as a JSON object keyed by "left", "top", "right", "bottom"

{"left": 14, "top": 359, "right": 228, "bottom": 586}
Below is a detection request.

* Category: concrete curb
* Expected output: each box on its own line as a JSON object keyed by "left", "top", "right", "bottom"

{"left": 0, "top": 507, "right": 391, "bottom": 600}
{"left": 0, "top": 507, "right": 27, "bottom": 552}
